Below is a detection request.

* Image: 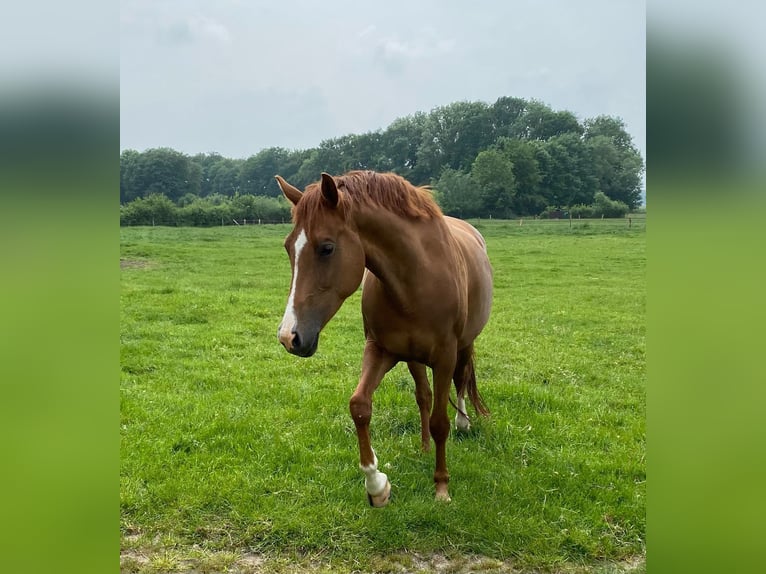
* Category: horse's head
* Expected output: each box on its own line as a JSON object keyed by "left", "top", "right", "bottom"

{"left": 275, "top": 173, "right": 365, "bottom": 357}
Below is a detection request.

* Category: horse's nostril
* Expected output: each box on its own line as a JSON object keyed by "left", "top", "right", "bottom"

{"left": 292, "top": 331, "right": 302, "bottom": 350}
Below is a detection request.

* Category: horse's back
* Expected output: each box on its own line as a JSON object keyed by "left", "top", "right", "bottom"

{"left": 445, "top": 216, "right": 488, "bottom": 253}
{"left": 445, "top": 217, "right": 493, "bottom": 347}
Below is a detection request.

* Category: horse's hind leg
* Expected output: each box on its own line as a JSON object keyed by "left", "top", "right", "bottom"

{"left": 452, "top": 344, "right": 474, "bottom": 432}
{"left": 407, "top": 361, "right": 432, "bottom": 452}
{"left": 431, "top": 346, "right": 458, "bottom": 502}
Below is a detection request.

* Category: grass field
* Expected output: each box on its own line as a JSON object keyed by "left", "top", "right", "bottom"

{"left": 120, "top": 218, "right": 645, "bottom": 573}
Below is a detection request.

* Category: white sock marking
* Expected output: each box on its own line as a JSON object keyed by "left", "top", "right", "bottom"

{"left": 455, "top": 397, "right": 471, "bottom": 431}
{"left": 360, "top": 450, "right": 388, "bottom": 496}
{"left": 279, "top": 229, "right": 307, "bottom": 344}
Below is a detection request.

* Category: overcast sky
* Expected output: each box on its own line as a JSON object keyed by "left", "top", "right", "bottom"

{"left": 120, "top": 1, "right": 645, "bottom": 161}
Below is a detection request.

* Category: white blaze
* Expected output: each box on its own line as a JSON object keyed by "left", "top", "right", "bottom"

{"left": 279, "top": 229, "right": 307, "bottom": 343}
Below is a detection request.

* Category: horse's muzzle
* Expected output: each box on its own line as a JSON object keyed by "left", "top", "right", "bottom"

{"left": 278, "top": 324, "right": 319, "bottom": 357}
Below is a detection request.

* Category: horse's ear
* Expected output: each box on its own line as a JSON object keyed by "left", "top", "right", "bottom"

{"left": 275, "top": 175, "right": 303, "bottom": 206}
{"left": 320, "top": 172, "right": 339, "bottom": 208}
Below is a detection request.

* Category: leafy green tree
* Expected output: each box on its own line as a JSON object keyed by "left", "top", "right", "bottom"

{"left": 207, "top": 159, "right": 241, "bottom": 196}
{"left": 432, "top": 168, "right": 482, "bottom": 218}
{"left": 379, "top": 112, "right": 427, "bottom": 180}
{"left": 240, "top": 147, "right": 292, "bottom": 197}
{"left": 120, "top": 147, "right": 195, "bottom": 203}
{"left": 190, "top": 152, "right": 225, "bottom": 196}
{"left": 415, "top": 101, "right": 493, "bottom": 181}
{"left": 471, "top": 149, "right": 516, "bottom": 218}
{"left": 583, "top": 116, "right": 644, "bottom": 209}
{"left": 278, "top": 148, "right": 312, "bottom": 183}
{"left": 187, "top": 161, "right": 202, "bottom": 196}
{"left": 517, "top": 100, "right": 584, "bottom": 141}
{"left": 120, "top": 149, "right": 140, "bottom": 203}
{"left": 583, "top": 116, "right": 635, "bottom": 151}
{"left": 347, "top": 132, "right": 387, "bottom": 171}
{"left": 119, "top": 97, "right": 645, "bottom": 219}
{"left": 538, "top": 133, "right": 597, "bottom": 208}
{"left": 293, "top": 140, "right": 352, "bottom": 188}
{"left": 490, "top": 96, "right": 528, "bottom": 139}
{"left": 496, "top": 138, "right": 544, "bottom": 216}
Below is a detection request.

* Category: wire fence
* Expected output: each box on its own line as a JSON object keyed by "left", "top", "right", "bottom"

{"left": 124, "top": 214, "right": 646, "bottom": 229}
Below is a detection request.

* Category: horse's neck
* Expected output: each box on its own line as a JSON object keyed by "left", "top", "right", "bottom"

{"left": 355, "top": 209, "right": 454, "bottom": 306}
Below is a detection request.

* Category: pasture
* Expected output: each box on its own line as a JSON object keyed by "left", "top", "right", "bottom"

{"left": 120, "top": 219, "right": 645, "bottom": 573}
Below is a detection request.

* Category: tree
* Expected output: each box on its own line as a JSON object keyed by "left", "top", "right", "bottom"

{"left": 294, "top": 140, "right": 351, "bottom": 188}
{"left": 378, "top": 112, "right": 427, "bottom": 180}
{"left": 490, "top": 96, "right": 528, "bottom": 139}
{"left": 190, "top": 152, "right": 225, "bottom": 196}
{"left": 516, "top": 100, "right": 583, "bottom": 141}
{"left": 496, "top": 138, "right": 544, "bottom": 216}
{"left": 538, "top": 133, "right": 597, "bottom": 208}
{"left": 471, "top": 149, "right": 516, "bottom": 218}
{"left": 119, "top": 96, "right": 645, "bottom": 219}
{"left": 432, "top": 168, "right": 482, "bottom": 218}
{"left": 274, "top": 148, "right": 312, "bottom": 184}
{"left": 240, "top": 147, "right": 292, "bottom": 197}
{"left": 207, "top": 158, "right": 242, "bottom": 196}
{"left": 583, "top": 116, "right": 635, "bottom": 151}
{"left": 120, "top": 148, "right": 195, "bottom": 203}
{"left": 415, "top": 101, "right": 493, "bottom": 181}
{"left": 583, "top": 116, "right": 644, "bottom": 209}
{"left": 120, "top": 149, "right": 140, "bottom": 203}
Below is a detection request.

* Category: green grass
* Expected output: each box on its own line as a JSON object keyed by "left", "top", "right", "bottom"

{"left": 121, "top": 219, "right": 645, "bottom": 573}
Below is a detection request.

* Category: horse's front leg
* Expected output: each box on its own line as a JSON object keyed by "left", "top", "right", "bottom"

{"left": 431, "top": 347, "right": 457, "bottom": 502}
{"left": 349, "top": 341, "right": 398, "bottom": 507}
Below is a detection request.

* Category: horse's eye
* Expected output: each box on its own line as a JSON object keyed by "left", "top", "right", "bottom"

{"left": 318, "top": 243, "right": 335, "bottom": 258}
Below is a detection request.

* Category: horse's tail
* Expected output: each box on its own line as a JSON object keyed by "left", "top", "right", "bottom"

{"left": 463, "top": 349, "right": 490, "bottom": 417}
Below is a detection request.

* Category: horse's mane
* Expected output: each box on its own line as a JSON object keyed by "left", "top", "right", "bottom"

{"left": 293, "top": 170, "right": 442, "bottom": 228}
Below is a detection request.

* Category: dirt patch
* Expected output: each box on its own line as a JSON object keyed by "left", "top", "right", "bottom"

{"left": 121, "top": 259, "right": 153, "bottom": 269}
{"left": 119, "top": 548, "right": 645, "bottom": 574}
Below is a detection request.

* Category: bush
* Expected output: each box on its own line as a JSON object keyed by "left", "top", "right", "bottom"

{"left": 539, "top": 206, "right": 568, "bottom": 219}
{"left": 177, "top": 201, "right": 232, "bottom": 226}
{"left": 120, "top": 193, "right": 177, "bottom": 226}
{"left": 230, "top": 194, "right": 290, "bottom": 222}
{"left": 120, "top": 193, "right": 290, "bottom": 226}
{"left": 591, "top": 191, "right": 629, "bottom": 218}
{"left": 568, "top": 204, "right": 595, "bottom": 219}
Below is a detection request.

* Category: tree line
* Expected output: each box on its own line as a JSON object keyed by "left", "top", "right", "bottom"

{"left": 120, "top": 96, "right": 644, "bottom": 225}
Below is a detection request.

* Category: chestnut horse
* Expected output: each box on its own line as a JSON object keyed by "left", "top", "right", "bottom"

{"left": 275, "top": 170, "right": 493, "bottom": 505}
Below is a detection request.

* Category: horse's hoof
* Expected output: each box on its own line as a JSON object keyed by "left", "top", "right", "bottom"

{"left": 367, "top": 480, "right": 392, "bottom": 507}
{"left": 455, "top": 413, "right": 471, "bottom": 432}
{"left": 435, "top": 484, "right": 451, "bottom": 503}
